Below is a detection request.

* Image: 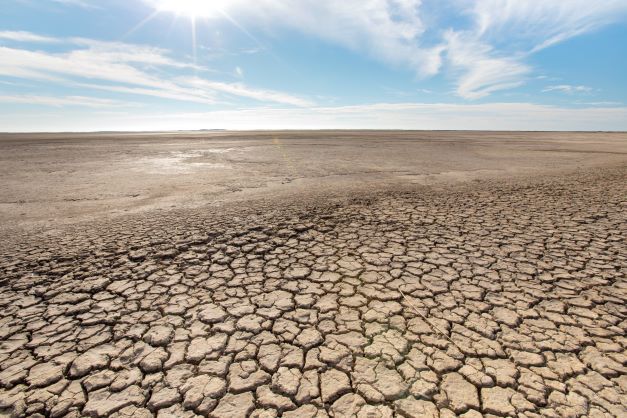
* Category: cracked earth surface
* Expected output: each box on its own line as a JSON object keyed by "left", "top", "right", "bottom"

{"left": 1, "top": 167, "right": 626, "bottom": 418}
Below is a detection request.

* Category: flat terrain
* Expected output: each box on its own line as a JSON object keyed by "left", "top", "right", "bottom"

{"left": 1, "top": 131, "right": 626, "bottom": 230}
{"left": 0, "top": 131, "right": 626, "bottom": 418}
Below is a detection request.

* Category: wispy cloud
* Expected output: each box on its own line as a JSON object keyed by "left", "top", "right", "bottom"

{"left": 51, "top": 0, "right": 99, "bottom": 9}
{"left": 443, "top": 0, "right": 627, "bottom": 98}
{"left": 0, "top": 32, "right": 311, "bottom": 107}
{"left": 444, "top": 31, "right": 529, "bottom": 99}
{"left": 0, "top": 31, "right": 59, "bottom": 43}
{"left": 145, "top": 0, "right": 444, "bottom": 77}
{"left": 183, "top": 78, "right": 313, "bottom": 107}
{"left": 574, "top": 101, "right": 622, "bottom": 106}
{"left": 469, "top": 0, "right": 627, "bottom": 53}
{"left": 4, "top": 1, "right": 626, "bottom": 110}
{"left": 0, "top": 94, "right": 138, "bottom": 108}
{"left": 143, "top": 0, "right": 627, "bottom": 99}
{"left": 542, "top": 85, "right": 593, "bottom": 94}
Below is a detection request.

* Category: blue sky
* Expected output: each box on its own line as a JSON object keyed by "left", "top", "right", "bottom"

{"left": 1, "top": 0, "right": 626, "bottom": 131}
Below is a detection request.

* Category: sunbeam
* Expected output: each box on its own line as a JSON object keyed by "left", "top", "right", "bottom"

{"left": 191, "top": 16, "right": 197, "bottom": 65}
{"left": 139, "top": 0, "right": 276, "bottom": 70}
{"left": 150, "top": 0, "right": 235, "bottom": 18}
{"left": 122, "top": 9, "right": 161, "bottom": 40}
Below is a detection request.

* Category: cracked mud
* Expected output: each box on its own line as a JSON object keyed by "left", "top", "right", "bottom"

{"left": 1, "top": 141, "right": 626, "bottom": 417}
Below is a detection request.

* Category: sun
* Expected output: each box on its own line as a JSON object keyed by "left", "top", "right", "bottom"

{"left": 140, "top": 0, "right": 253, "bottom": 64}
{"left": 152, "top": 0, "right": 230, "bottom": 18}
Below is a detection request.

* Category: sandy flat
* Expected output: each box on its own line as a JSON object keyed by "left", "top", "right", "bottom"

{"left": 0, "top": 131, "right": 626, "bottom": 417}
{"left": 1, "top": 130, "right": 626, "bottom": 230}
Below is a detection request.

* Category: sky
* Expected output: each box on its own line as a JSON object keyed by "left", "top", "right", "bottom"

{"left": 0, "top": 0, "right": 626, "bottom": 132}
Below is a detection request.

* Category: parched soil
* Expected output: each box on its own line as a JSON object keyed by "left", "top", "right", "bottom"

{"left": 1, "top": 164, "right": 626, "bottom": 417}
{"left": 2, "top": 130, "right": 626, "bottom": 231}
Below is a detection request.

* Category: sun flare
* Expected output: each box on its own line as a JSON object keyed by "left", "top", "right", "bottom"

{"left": 153, "top": 0, "right": 231, "bottom": 18}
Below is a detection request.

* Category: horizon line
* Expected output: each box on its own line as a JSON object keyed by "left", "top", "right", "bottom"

{"left": 1, "top": 129, "right": 626, "bottom": 135}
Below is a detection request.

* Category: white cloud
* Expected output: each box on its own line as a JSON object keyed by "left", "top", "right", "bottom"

{"left": 51, "top": 0, "right": 98, "bottom": 9}
{"left": 141, "top": 0, "right": 626, "bottom": 100}
{"left": 183, "top": 78, "right": 313, "bottom": 107}
{"left": 0, "top": 31, "right": 59, "bottom": 43}
{"left": 4, "top": 1, "right": 626, "bottom": 109}
{"left": 68, "top": 38, "right": 200, "bottom": 69}
{"left": 0, "top": 33, "right": 311, "bottom": 107}
{"left": 444, "top": 31, "right": 529, "bottom": 99}
{"left": 145, "top": 0, "right": 444, "bottom": 77}
{"left": 0, "top": 95, "right": 137, "bottom": 108}
{"left": 443, "top": 0, "right": 627, "bottom": 98}
{"left": 469, "top": 0, "right": 627, "bottom": 52}
{"left": 575, "top": 101, "right": 622, "bottom": 106}
{"left": 267, "top": 0, "right": 443, "bottom": 77}
{"left": 72, "top": 83, "right": 216, "bottom": 105}
{"left": 543, "top": 85, "right": 593, "bottom": 94}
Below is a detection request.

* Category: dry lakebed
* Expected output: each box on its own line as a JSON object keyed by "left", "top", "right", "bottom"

{"left": 0, "top": 131, "right": 626, "bottom": 417}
